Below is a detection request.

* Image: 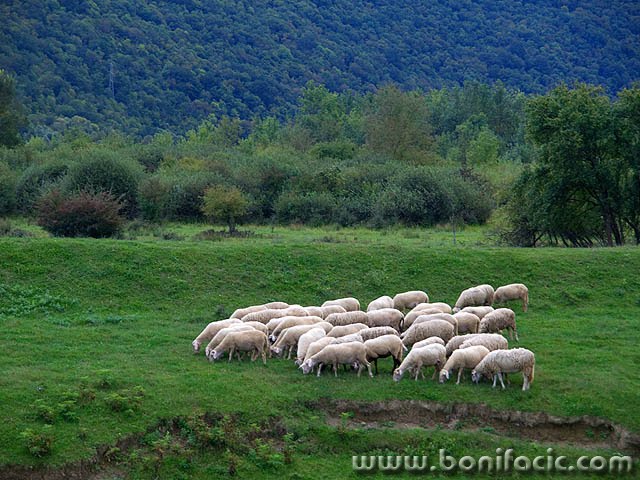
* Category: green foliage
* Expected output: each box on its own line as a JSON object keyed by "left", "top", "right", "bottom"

{"left": 20, "top": 426, "right": 53, "bottom": 458}
{"left": 0, "top": 160, "right": 16, "bottom": 214}
{"left": 0, "top": 69, "right": 26, "bottom": 147}
{"left": 62, "top": 150, "right": 142, "bottom": 216}
{"left": 0, "top": 283, "right": 70, "bottom": 318}
{"left": 36, "top": 189, "right": 125, "bottom": 238}
{"left": 104, "top": 386, "right": 145, "bottom": 413}
{"left": 201, "top": 185, "right": 249, "bottom": 233}
{"left": 275, "top": 191, "right": 338, "bottom": 226}
{"left": 15, "top": 161, "right": 70, "bottom": 213}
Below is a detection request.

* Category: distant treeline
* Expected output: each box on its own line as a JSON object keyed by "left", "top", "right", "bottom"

{"left": 1, "top": 79, "right": 639, "bottom": 247}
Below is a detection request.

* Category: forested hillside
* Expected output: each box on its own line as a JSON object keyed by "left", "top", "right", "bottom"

{"left": 1, "top": 0, "right": 638, "bottom": 136}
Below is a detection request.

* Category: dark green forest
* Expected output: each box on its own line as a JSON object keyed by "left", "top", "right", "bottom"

{"left": 1, "top": 0, "right": 638, "bottom": 137}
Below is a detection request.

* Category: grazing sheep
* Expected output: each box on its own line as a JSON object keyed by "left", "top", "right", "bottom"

{"left": 320, "top": 305, "right": 347, "bottom": 318}
{"left": 460, "top": 306, "right": 494, "bottom": 319}
{"left": 402, "top": 308, "right": 445, "bottom": 330}
{"left": 459, "top": 333, "right": 508, "bottom": 352}
{"left": 411, "top": 302, "right": 453, "bottom": 314}
{"left": 300, "top": 342, "right": 372, "bottom": 377}
{"left": 392, "top": 291, "right": 429, "bottom": 311}
{"left": 393, "top": 344, "right": 446, "bottom": 382}
{"left": 494, "top": 283, "right": 529, "bottom": 312}
{"left": 359, "top": 326, "right": 400, "bottom": 342}
{"left": 264, "top": 301, "right": 290, "bottom": 310}
{"left": 230, "top": 305, "right": 266, "bottom": 319}
{"left": 453, "top": 312, "right": 481, "bottom": 334}
{"left": 303, "top": 337, "right": 336, "bottom": 364}
{"left": 366, "top": 308, "right": 404, "bottom": 331}
{"left": 332, "top": 333, "right": 364, "bottom": 344}
{"left": 366, "top": 295, "right": 394, "bottom": 312}
{"left": 243, "top": 306, "right": 308, "bottom": 324}
{"left": 364, "top": 335, "right": 406, "bottom": 374}
{"left": 265, "top": 317, "right": 285, "bottom": 334}
{"left": 439, "top": 345, "right": 490, "bottom": 384}
{"left": 445, "top": 334, "right": 480, "bottom": 357}
{"left": 413, "top": 337, "right": 445, "bottom": 349}
{"left": 472, "top": 348, "right": 535, "bottom": 391}
{"left": 322, "top": 297, "right": 361, "bottom": 312}
{"left": 412, "top": 313, "right": 458, "bottom": 335}
{"left": 479, "top": 308, "right": 519, "bottom": 341}
{"left": 192, "top": 319, "right": 242, "bottom": 352}
{"left": 242, "top": 321, "right": 269, "bottom": 335}
{"left": 327, "top": 323, "right": 369, "bottom": 338}
{"left": 205, "top": 324, "right": 256, "bottom": 356}
{"left": 304, "top": 306, "right": 324, "bottom": 317}
{"left": 401, "top": 320, "right": 455, "bottom": 348}
{"left": 325, "top": 311, "right": 369, "bottom": 327}
{"left": 453, "top": 285, "right": 495, "bottom": 313}
{"left": 270, "top": 316, "right": 324, "bottom": 341}
{"left": 295, "top": 328, "right": 327, "bottom": 366}
{"left": 271, "top": 324, "right": 330, "bottom": 359}
{"left": 210, "top": 330, "right": 269, "bottom": 364}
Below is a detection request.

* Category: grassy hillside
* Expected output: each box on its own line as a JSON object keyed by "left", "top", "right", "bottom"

{"left": 0, "top": 234, "right": 639, "bottom": 474}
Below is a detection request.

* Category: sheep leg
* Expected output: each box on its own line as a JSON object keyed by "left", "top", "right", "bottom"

{"left": 261, "top": 348, "right": 267, "bottom": 365}
{"left": 523, "top": 374, "right": 529, "bottom": 391}
{"left": 414, "top": 367, "right": 420, "bottom": 381}
{"left": 431, "top": 367, "right": 437, "bottom": 380}
{"left": 457, "top": 368, "right": 463, "bottom": 385}
{"left": 334, "top": 363, "right": 339, "bottom": 377}
{"left": 317, "top": 364, "right": 323, "bottom": 377}
{"left": 356, "top": 363, "right": 363, "bottom": 377}
{"left": 498, "top": 372, "right": 506, "bottom": 389}
{"left": 228, "top": 347, "right": 235, "bottom": 362}
{"left": 492, "top": 374, "right": 498, "bottom": 388}
{"left": 287, "top": 346, "right": 292, "bottom": 360}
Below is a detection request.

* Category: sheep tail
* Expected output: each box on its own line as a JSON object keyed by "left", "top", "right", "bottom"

{"left": 526, "top": 362, "right": 535, "bottom": 385}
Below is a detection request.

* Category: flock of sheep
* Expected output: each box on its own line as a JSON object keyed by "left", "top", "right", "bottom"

{"left": 192, "top": 283, "right": 535, "bottom": 390}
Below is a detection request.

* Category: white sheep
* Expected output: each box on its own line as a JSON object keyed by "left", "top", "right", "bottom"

{"left": 366, "top": 308, "right": 404, "bottom": 331}
{"left": 472, "top": 348, "right": 535, "bottom": 390}
{"left": 445, "top": 334, "right": 480, "bottom": 357}
{"left": 295, "top": 327, "right": 327, "bottom": 366}
{"left": 230, "top": 305, "right": 266, "bottom": 319}
{"left": 300, "top": 342, "right": 372, "bottom": 377}
{"left": 359, "top": 326, "right": 400, "bottom": 342}
{"left": 327, "top": 323, "right": 369, "bottom": 338}
{"left": 303, "top": 306, "right": 324, "bottom": 317}
{"left": 460, "top": 306, "right": 494, "bottom": 319}
{"left": 321, "top": 297, "right": 361, "bottom": 312}
{"left": 411, "top": 313, "right": 458, "bottom": 335}
{"left": 402, "top": 308, "right": 445, "bottom": 330}
{"left": 210, "top": 330, "right": 269, "bottom": 364}
{"left": 393, "top": 344, "right": 446, "bottom": 382}
{"left": 325, "top": 311, "right": 369, "bottom": 326}
{"left": 479, "top": 308, "right": 519, "bottom": 341}
{"left": 192, "top": 318, "right": 242, "bottom": 352}
{"left": 493, "top": 283, "right": 529, "bottom": 312}
{"left": 240, "top": 308, "right": 297, "bottom": 324}
{"left": 366, "top": 295, "right": 394, "bottom": 312}
{"left": 452, "top": 284, "right": 495, "bottom": 312}
{"left": 411, "top": 302, "right": 452, "bottom": 314}
{"left": 320, "top": 305, "right": 347, "bottom": 318}
{"left": 270, "top": 316, "right": 324, "bottom": 341}
{"left": 332, "top": 333, "right": 364, "bottom": 344}
{"left": 392, "top": 290, "right": 429, "bottom": 311}
{"left": 453, "top": 312, "right": 480, "bottom": 334}
{"left": 302, "top": 337, "right": 336, "bottom": 366}
{"left": 270, "top": 323, "right": 332, "bottom": 359}
{"left": 242, "top": 321, "right": 269, "bottom": 335}
{"left": 364, "top": 335, "right": 406, "bottom": 374}
{"left": 459, "top": 333, "right": 509, "bottom": 352}
{"left": 265, "top": 317, "right": 285, "bottom": 334}
{"left": 413, "top": 337, "right": 445, "bottom": 349}
{"left": 439, "top": 345, "right": 490, "bottom": 384}
{"left": 205, "top": 324, "right": 256, "bottom": 357}
{"left": 401, "top": 320, "right": 455, "bottom": 347}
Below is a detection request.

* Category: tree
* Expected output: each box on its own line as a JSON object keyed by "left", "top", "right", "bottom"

{"left": 0, "top": 70, "right": 27, "bottom": 147}
{"left": 525, "top": 84, "right": 626, "bottom": 246}
{"left": 201, "top": 185, "right": 248, "bottom": 234}
{"left": 363, "top": 85, "right": 433, "bottom": 162}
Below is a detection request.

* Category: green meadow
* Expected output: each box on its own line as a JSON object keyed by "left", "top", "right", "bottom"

{"left": 1, "top": 227, "right": 639, "bottom": 477}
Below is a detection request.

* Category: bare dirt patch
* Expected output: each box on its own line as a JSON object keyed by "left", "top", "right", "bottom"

{"left": 316, "top": 398, "right": 640, "bottom": 454}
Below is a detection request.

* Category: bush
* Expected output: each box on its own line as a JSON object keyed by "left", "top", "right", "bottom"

{"left": 36, "top": 189, "right": 125, "bottom": 238}
{"left": 275, "top": 191, "right": 338, "bottom": 226}
{"left": 138, "top": 175, "right": 172, "bottom": 221}
{"left": 165, "top": 172, "right": 219, "bottom": 220}
{"left": 62, "top": 150, "right": 142, "bottom": 216}
{"left": 201, "top": 185, "right": 249, "bottom": 233}
{"left": 0, "top": 161, "right": 16, "bottom": 215}
{"left": 15, "top": 161, "right": 69, "bottom": 213}
{"left": 21, "top": 426, "right": 54, "bottom": 457}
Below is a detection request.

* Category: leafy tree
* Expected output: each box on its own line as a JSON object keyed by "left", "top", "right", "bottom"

{"left": 364, "top": 85, "right": 433, "bottom": 162}
{"left": 201, "top": 185, "right": 248, "bottom": 234}
{"left": 0, "top": 70, "right": 26, "bottom": 147}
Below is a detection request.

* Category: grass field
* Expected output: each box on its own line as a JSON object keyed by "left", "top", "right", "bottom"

{"left": 1, "top": 227, "right": 639, "bottom": 477}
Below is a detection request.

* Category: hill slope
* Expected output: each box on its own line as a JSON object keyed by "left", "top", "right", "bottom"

{"left": 1, "top": 0, "right": 638, "bottom": 136}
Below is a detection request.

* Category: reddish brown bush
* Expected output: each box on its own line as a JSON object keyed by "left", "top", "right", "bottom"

{"left": 36, "top": 190, "right": 125, "bottom": 238}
